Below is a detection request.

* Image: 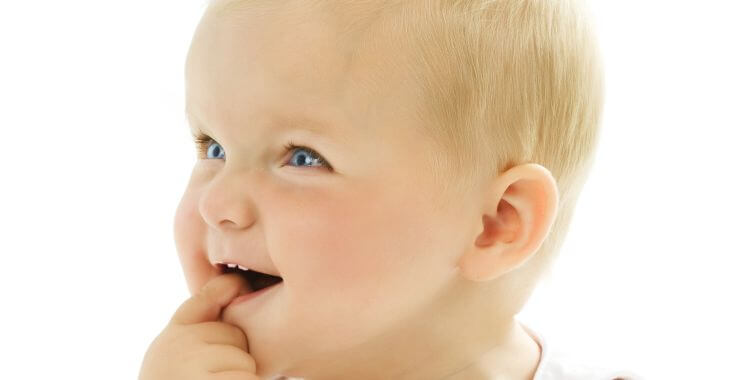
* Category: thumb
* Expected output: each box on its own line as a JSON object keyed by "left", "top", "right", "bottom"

{"left": 170, "top": 273, "right": 248, "bottom": 325}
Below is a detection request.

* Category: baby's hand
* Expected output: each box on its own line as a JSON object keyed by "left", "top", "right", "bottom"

{"left": 139, "top": 273, "right": 260, "bottom": 380}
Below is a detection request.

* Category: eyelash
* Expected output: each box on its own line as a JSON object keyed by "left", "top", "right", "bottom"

{"left": 192, "top": 132, "right": 333, "bottom": 171}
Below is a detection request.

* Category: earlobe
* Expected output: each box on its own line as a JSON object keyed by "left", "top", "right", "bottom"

{"left": 458, "top": 163, "right": 559, "bottom": 282}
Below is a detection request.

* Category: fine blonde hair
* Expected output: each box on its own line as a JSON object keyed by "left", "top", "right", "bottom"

{"left": 207, "top": 0, "right": 604, "bottom": 293}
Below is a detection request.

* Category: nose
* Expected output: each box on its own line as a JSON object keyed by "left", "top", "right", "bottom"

{"left": 198, "top": 166, "right": 256, "bottom": 231}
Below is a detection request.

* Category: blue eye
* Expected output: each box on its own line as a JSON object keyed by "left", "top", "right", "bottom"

{"left": 206, "top": 142, "right": 225, "bottom": 159}
{"left": 284, "top": 142, "right": 332, "bottom": 170}
{"left": 193, "top": 133, "right": 225, "bottom": 160}
{"left": 192, "top": 133, "right": 332, "bottom": 171}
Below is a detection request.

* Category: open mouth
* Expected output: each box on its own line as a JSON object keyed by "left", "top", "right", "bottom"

{"left": 219, "top": 264, "right": 283, "bottom": 292}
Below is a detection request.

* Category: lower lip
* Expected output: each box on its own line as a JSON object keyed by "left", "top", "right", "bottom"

{"left": 228, "top": 281, "right": 283, "bottom": 306}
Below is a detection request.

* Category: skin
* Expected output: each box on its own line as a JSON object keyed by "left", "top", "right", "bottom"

{"left": 168, "top": 1, "right": 559, "bottom": 378}
{"left": 139, "top": 274, "right": 261, "bottom": 380}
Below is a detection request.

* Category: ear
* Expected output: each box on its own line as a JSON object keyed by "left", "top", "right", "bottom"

{"left": 458, "top": 163, "right": 559, "bottom": 282}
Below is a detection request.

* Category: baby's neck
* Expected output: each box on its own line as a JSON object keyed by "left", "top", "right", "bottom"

{"left": 307, "top": 316, "right": 541, "bottom": 380}
{"left": 439, "top": 320, "right": 542, "bottom": 380}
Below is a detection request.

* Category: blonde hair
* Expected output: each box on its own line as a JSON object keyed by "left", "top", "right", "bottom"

{"left": 208, "top": 0, "right": 604, "bottom": 288}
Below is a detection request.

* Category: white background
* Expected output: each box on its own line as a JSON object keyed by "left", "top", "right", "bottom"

{"left": 0, "top": 1, "right": 727, "bottom": 379}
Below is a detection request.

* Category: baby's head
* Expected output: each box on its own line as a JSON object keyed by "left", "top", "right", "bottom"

{"left": 175, "top": 0, "right": 603, "bottom": 378}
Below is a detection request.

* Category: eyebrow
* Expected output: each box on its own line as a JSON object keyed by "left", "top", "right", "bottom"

{"left": 185, "top": 107, "right": 346, "bottom": 146}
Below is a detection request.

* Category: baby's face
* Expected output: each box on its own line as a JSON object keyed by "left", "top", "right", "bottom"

{"left": 175, "top": 1, "right": 475, "bottom": 375}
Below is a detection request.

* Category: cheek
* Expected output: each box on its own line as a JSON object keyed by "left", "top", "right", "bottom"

{"left": 262, "top": 177, "right": 454, "bottom": 352}
{"left": 267, "top": 181, "right": 431, "bottom": 304}
{"left": 173, "top": 184, "right": 210, "bottom": 293}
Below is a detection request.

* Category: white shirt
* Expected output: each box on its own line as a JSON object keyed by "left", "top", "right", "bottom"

{"left": 520, "top": 321, "right": 644, "bottom": 380}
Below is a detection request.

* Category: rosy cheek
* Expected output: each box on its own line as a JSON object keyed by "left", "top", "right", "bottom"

{"left": 173, "top": 186, "right": 210, "bottom": 293}
{"left": 271, "top": 190, "right": 399, "bottom": 300}
{"left": 174, "top": 188, "right": 199, "bottom": 246}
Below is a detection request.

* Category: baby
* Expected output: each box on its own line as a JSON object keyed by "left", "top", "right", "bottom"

{"left": 139, "top": 0, "right": 630, "bottom": 379}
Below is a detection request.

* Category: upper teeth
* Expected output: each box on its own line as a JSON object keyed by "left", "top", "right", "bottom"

{"left": 224, "top": 263, "right": 249, "bottom": 271}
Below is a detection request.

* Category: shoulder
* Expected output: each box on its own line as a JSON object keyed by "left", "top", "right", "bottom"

{"left": 520, "top": 321, "right": 645, "bottom": 380}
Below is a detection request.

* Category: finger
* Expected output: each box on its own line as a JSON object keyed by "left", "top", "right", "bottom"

{"left": 201, "top": 343, "right": 257, "bottom": 374}
{"left": 171, "top": 273, "right": 248, "bottom": 325}
{"left": 185, "top": 321, "right": 249, "bottom": 351}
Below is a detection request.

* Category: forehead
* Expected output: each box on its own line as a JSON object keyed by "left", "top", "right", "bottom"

{"left": 185, "top": 1, "right": 427, "bottom": 145}
{"left": 185, "top": 3, "right": 358, "bottom": 137}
